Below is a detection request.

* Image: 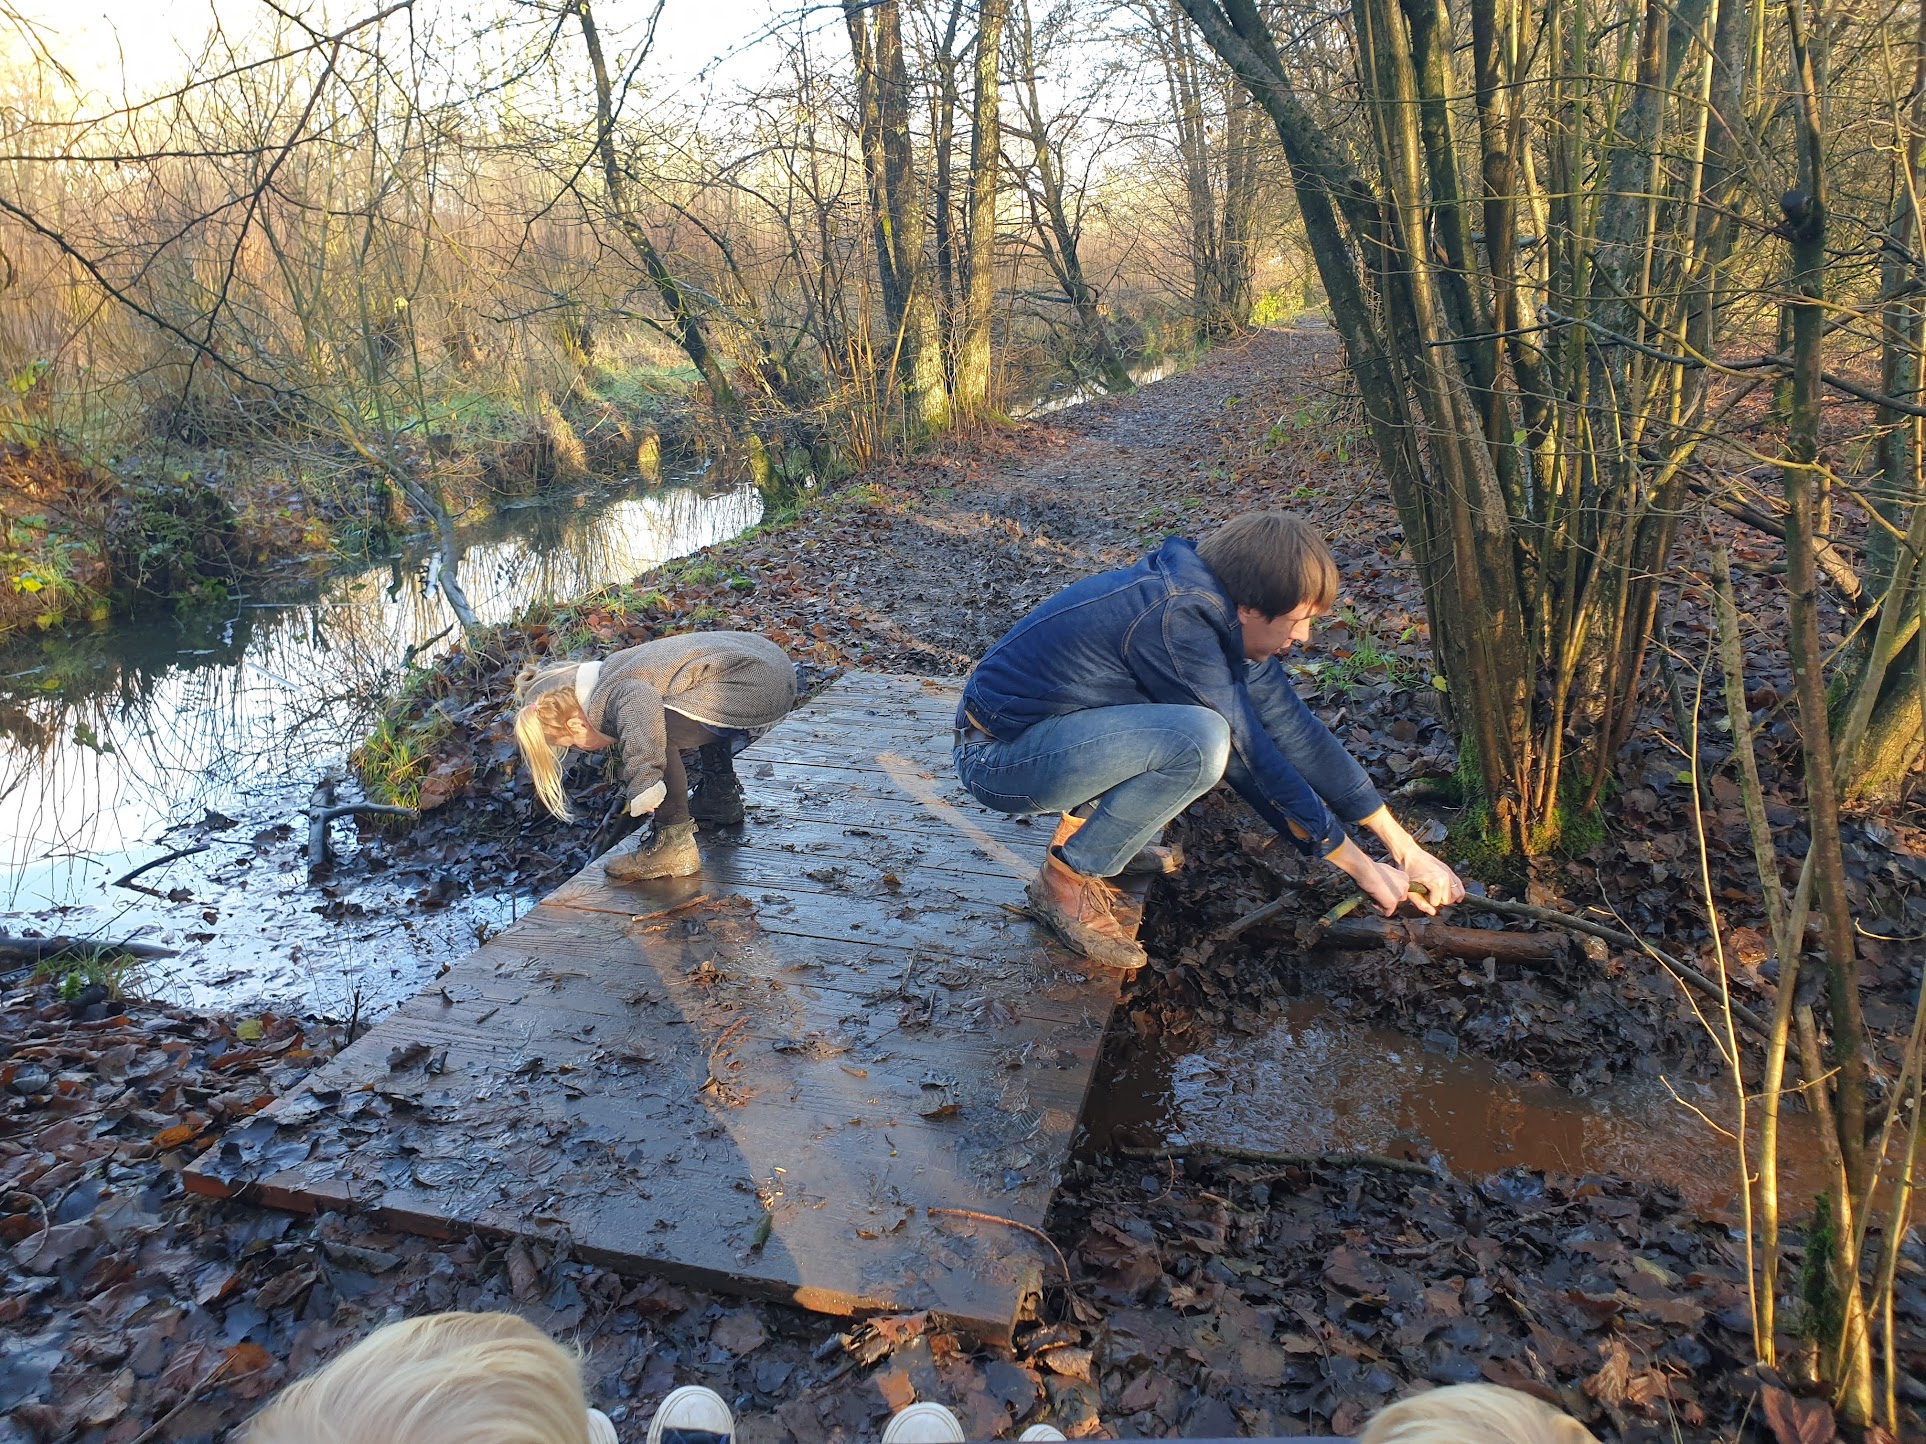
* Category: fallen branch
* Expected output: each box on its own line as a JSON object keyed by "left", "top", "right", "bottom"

{"left": 1303, "top": 915, "right": 1566, "bottom": 963}
{"left": 306, "top": 784, "right": 416, "bottom": 865}
{"left": 1222, "top": 883, "right": 1768, "bottom": 1036}
{"left": 1117, "top": 1141, "right": 1439, "bottom": 1177}
{"left": 1463, "top": 895, "right": 1768, "bottom": 1036}
{"left": 111, "top": 844, "right": 210, "bottom": 896}
{"left": 0, "top": 934, "right": 179, "bottom": 963}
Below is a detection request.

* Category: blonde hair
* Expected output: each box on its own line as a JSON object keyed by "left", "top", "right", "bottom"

{"left": 1195, "top": 510, "right": 1340, "bottom": 618}
{"left": 513, "top": 661, "right": 586, "bottom": 821}
{"left": 1359, "top": 1385, "right": 1596, "bottom": 1444}
{"left": 246, "top": 1311, "right": 593, "bottom": 1444}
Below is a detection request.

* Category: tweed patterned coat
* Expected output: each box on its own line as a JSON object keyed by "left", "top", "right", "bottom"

{"left": 582, "top": 632, "right": 795, "bottom": 811}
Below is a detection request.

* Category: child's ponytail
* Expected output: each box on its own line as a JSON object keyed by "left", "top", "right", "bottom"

{"left": 512, "top": 662, "right": 586, "bottom": 822}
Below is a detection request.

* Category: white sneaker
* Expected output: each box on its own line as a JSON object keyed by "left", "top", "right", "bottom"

{"left": 646, "top": 1385, "right": 737, "bottom": 1444}
{"left": 1018, "top": 1428, "right": 1067, "bottom": 1441}
{"left": 589, "top": 1408, "right": 620, "bottom": 1444}
{"left": 880, "top": 1401, "right": 966, "bottom": 1444}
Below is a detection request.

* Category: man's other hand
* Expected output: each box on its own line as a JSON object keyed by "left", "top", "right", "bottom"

{"left": 1398, "top": 847, "right": 1465, "bottom": 915}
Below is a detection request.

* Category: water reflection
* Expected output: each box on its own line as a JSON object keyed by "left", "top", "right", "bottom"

{"left": 0, "top": 481, "right": 762, "bottom": 911}
{"left": 1087, "top": 1001, "right": 1831, "bottom": 1218}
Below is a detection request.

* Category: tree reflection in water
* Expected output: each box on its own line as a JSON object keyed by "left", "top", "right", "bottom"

{"left": 0, "top": 482, "right": 760, "bottom": 910}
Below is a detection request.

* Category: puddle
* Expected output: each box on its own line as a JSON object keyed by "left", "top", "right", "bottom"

{"left": 1086, "top": 1000, "right": 1835, "bottom": 1218}
{"left": 0, "top": 478, "right": 760, "bottom": 1012}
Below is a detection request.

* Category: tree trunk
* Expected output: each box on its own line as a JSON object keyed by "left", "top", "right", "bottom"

{"left": 575, "top": 1, "right": 740, "bottom": 420}
{"left": 844, "top": 0, "right": 952, "bottom": 439}
{"left": 1013, "top": 0, "right": 1133, "bottom": 391}
{"left": 1779, "top": 0, "right": 1872, "bottom": 1417}
{"left": 955, "top": 0, "right": 1007, "bottom": 418}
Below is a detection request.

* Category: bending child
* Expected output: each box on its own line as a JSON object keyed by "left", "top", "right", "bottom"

{"left": 956, "top": 510, "right": 1464, "bottom": 971}
{"left": 514, "top": 631, "right": 796, "bottom": 881}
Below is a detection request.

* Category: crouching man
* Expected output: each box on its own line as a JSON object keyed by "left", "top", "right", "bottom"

{"left": 954, "top": 510, "right": 1464, "bottom": 970}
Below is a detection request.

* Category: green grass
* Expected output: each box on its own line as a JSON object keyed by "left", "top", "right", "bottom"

{"left": 1445, "top": 749, "right": 1608, "bottom": 884}
{"left": 1311, "top": 610, "right": 1425, "bottom": 692}
{"left": 351, "top": 711, "right": 452, "bottom": 809}
{"left": 33, "top": 945, "right": 150, "bottom": 1002}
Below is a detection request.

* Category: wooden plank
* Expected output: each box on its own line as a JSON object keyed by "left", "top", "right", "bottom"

{"left": 183, "top": 674, "right": 1123, "bottom": 1342}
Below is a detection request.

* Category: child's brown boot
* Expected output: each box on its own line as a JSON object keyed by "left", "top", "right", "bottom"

{"left": 605, "top": 821, "right": 701, "bottom": 881}
{"left": 1024, "top": 848, "right": 1147, "bottom": 971}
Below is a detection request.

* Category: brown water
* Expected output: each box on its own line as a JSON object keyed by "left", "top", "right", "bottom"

{"left": 1086, "top": 1001, "right": 1834, "bottom": 1218}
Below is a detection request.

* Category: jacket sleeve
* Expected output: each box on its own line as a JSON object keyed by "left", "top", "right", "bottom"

{"left": 1122, "top": 593, "right": 1351, "bottom": 855}
{"left": 602, "top": 676, "right": 669, "bottom": 810}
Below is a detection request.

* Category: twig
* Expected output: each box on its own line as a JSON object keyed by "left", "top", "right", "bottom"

{"left": 126, "top": 1358, "right": 270, "bottom": 1444}
{"left": 927, "top": 1206, "right": 1072, "bottom": 1286}
{"left": 701, "top": 1014, "right": 751, "bottom": 1098}
{"left": 110, "top": 844, "right": 210, "bottom": 894}
{"left": 11, "top": 1189, "right": 49, "bottom": 1264}
{"left": 1116, "top": 1141, "right": 1439, "bottom": 1178}
{"left": 630, "top": 893, "right": 713, "bottom": 924}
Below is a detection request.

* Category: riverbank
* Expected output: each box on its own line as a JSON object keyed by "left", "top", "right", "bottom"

{"left": 0, "top": 359, "right": 712, "bottom": 641}
{"left": 4, "top": 324, "right": 1921, "bottom": 1441}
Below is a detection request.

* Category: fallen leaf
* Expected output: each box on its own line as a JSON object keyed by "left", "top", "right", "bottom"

{"left": 1759, "top": 1386, "right": 1836, "bottom": 1444}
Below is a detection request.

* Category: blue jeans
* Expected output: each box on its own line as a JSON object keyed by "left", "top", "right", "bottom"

{"left": 954, "top": 705, "right": 1231, "bottom": 876}
{"left": 953, "top": 660, "right": 1381, "bottom": 877}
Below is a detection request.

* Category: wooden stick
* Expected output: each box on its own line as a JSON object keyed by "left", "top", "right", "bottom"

{"left": 1459, "top": 895, "right": 1767, "bottom": 1034}
{"left": 307, "top": 793, "right": 415, "bottom": 865}
{"left": 110, "top": 844, "right": 209, "bottom": 894}
{"left": 630, "top": 893, "right": 713, "bottom": 924}
{"left": 1116, "top": 1141, "right": 1439, "bottom": 1177}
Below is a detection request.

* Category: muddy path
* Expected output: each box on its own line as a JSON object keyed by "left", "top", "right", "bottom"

{"left": 5, "top": 324, "right": 1922, "bottom": 1443}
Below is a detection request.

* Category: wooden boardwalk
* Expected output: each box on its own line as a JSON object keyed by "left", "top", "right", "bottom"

{"left": 185, "top": 674, "right": 1125, "bottom": 1340}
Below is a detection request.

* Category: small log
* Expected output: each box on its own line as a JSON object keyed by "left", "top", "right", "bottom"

{"left": 307, "top": 778, "right": 336, "bottom": 865}
{"left": 0, "top": 934, "right": 179, "bottom": 962}
{"left": 307, "top": 776, "right": 415, "bottom": 865}
{"left": 1282, "top": 915, "right": 1566, "bottom": 964}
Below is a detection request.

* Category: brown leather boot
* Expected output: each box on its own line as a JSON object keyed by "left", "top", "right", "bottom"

{"left": 605, "top": 822, "right": 701, "bottom": 881}
{"left": 1024, "top": 848, "right": 1148, "bottom": 971}
{"left": 1049, "top": 813, "right": 1184, "bottom": 877}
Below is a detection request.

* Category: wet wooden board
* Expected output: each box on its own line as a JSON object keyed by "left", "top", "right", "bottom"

{"left": 184, "top": 673, "right": 1125, "bottom": 1341}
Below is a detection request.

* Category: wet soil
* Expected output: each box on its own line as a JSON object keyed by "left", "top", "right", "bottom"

{"left": 5, "top": 324, "right": 1923, "bottom": 1441}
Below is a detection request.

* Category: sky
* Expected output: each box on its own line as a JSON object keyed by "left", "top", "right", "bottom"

{"left": 1, "top": 0, "right": 815, "bottom": 104}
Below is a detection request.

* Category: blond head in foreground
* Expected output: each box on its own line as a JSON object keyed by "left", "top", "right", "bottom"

{"left": 1359, "top": 1384, "right": 1597, "bottom": 1444}
{"left": 246, "top": 1311, "right": 593, "bottom": 1444}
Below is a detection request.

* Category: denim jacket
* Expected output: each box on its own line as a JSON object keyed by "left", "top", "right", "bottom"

{"left": 959, "top": 537, "right": 1382, "bottom": 855}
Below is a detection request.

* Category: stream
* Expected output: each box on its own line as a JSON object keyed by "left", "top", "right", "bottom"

{"left": 0, "top": 477, "right": 760, "bottom": 1012}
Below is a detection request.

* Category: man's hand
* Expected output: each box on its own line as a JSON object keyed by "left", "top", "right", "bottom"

{"left": 1326, "top": 836, "right": 1412, "bottom": 917}
{"left": 1397, "top": 846, "right": 1465, "bottom": 915}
